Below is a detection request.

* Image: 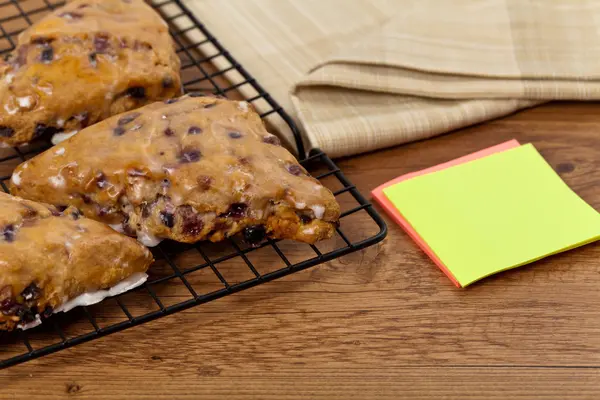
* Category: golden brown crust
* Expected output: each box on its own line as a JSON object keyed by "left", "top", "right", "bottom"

{"left": 0, "top": 0, "right": 181, "bottom": 146}
{"left": 0, "top": 192, "right": 153, "bottom": 331}
{"left": 10, "top": 95, "right": 341, "bottom": 246}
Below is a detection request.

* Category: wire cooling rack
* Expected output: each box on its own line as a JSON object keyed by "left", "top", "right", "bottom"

{"left": 0, "top": 0, "right": 387, "bottom": 369}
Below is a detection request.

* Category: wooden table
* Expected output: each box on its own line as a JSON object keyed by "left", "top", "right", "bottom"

{"left": 0, "top": 101, "right": 599, "bottom": 399}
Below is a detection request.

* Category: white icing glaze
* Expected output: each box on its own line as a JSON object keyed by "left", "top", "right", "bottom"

{"left": 56, "top": 272, "right": 148, "bottom": 313}
{"left": 238, "top": 101, "right": 249, "bottom": 112}
{"left": 11, "top": 171, "right": 21, "bottom": 186}
{"left": 137, "top": 229, "right": 162, "bottom": 247}
{"left": 4, "top": 103, "right": 17, "bottom": 115}
{"left": 22, "top": 162, "right": 28, "bottom": 169}
{"left": 59, "top": 292, "right": 107, "bottom": 313}
{"left": 163, "top": 165, "right": 177, "bottom": 174}
{"left": 49, "top": 174, "right": 66, "bottom": 188}
{"left": 311, "top": 205, "right": 325, "bottom": 219}
{"left": 51, "top": 130, "right": 78, "bottom": 145}
{"left": 56, "top": 118, "right": 65, "bottom": 128}
{"left": 54, "top": 147, "right": 65, "bottom": 155}
{"left": 17, "top": 96, "right": 33, "bottom": 109}
{"left": 109, "top": 223, "right": 125, "bottom": 234}
{"left": 38, "top": 85, "right": 53, "bottom": 95}
{"left": 108, "top": 273, "right": 148, "bottom": 295}
{"left": 4, "top": 73, "right": 14, "bottom": 84}
{"left": 295, "top": 202, "right": 306, "bottom": 209}
{"left": 16, "top": 97, "right": 29, "bottom": 108}
{"left": 303, "top": 226, "right": 316, "bottom": 235}
{"left": 17, "top": 314, "right": 42, "bottom": 331}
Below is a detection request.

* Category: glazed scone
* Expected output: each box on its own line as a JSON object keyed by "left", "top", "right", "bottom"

{"left": 0, "top": 0, "right": 181, "bottom": 147}
{"left": 0, "top": 192, "right": 153, "bottom": 331}
{"left": 10, "top": 95, "right": 340, "bottom": 246}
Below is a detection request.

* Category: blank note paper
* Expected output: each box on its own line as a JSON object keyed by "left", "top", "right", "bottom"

{"left": 381, "top": 143, "right": 600, "bottom": 287}
{"left": 371, "top": 140, "right": 520, "bottom": 286}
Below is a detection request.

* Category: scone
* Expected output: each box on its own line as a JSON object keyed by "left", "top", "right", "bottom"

{"left": 10, "top": 94, "right": 340, "bottom": 246}
{"left": 0, "top": 0, "right": 181, "bottom": 147}
{"left": 0, "top": 192, "right": 153, "bottom": 331}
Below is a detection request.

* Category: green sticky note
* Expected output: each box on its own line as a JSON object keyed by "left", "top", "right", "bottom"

{"left": 383, "top": 144, "right": 600, "bottom": 287}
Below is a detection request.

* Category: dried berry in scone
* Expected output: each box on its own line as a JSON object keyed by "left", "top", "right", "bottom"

{"left": 0, "top": 192, "right": 153, "bottom": 332}
{"left": 10, "top": 95, "right": 341, "bottom": 246}
{"left": 0, "top": 0, "right": 181, "bottom": 147}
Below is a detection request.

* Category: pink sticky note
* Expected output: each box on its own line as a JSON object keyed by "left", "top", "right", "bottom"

{"left": 371, "top": 140, "right": 521, "bottom": 287}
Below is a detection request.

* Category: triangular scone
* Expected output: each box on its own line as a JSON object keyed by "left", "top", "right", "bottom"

{"left": 0, "top": 0, "right": 181, "bottom": 147}
{"left": 11, "top": 95, "right": 341, "bottom": 246}
{"left": 0, "top": 192, "right": 153, "bottom": 331}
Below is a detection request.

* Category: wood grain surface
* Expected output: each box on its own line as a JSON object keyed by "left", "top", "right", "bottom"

{"left": 2, "top": 1, "right": 600, "bottom": 399}
{"left": 0, "top": 101, "right": 598, "bottom": 399}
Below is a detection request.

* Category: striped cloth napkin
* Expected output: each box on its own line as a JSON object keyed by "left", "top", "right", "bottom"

{"left": 178, "top": 0, "right": 600, "bottom": 158}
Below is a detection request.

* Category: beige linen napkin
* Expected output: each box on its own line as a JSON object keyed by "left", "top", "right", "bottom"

{"left": 178, "top": 0, "right": 600, "bottom": 158}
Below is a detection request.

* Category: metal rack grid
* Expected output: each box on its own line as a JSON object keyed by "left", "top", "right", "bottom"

{"left": 0, "top": 0, "right": 387, "bottom": 369}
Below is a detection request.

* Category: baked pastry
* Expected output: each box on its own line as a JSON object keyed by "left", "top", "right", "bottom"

{"left": 0, "top": 0, "right": 181, "bottom": 147}
{"left": 0, "top": 192, "right": 153, "bottom": 331}
{"left": 10, "top": 94, "right": 340, "bottom": 246}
